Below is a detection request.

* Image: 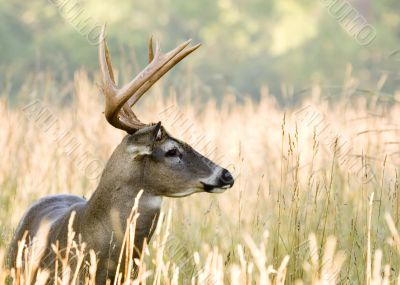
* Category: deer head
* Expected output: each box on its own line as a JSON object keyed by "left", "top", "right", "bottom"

{"left": 98, "top": 26, "right": 234, "bottom": 196}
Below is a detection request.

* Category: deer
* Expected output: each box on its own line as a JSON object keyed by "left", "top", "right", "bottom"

{"left": 7, "top": 26, "right": 234, "bottom": 284}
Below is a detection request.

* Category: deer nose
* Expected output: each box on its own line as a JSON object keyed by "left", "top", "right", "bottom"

{"left": 219, "top": 169, "right": 234, "bottom": 187}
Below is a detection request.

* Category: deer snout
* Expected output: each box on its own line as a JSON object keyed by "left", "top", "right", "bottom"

{"left": 220, "top": 169, "right": 234, "bottom": 187}
{"left": 201, "top": 168, "right": 234, "bottom": 193}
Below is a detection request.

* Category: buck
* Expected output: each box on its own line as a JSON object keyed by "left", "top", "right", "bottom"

{"left": 7, "top": 26, "right": 234, "bottom": 283}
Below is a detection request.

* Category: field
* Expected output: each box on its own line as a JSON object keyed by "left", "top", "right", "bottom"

{"left": 0, "top": 71, "right": 400, "bottom": 284}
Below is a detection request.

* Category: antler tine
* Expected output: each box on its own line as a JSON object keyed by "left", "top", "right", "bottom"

{"left": 119, "top": 38, "right": 192, "bottom": 104}
{"left": 99, "top": 25, "right": 200, "bottom": 133}
{"left": 127, "top": 42, "right": 201, "bottom": 107}
{"left": 99, "top": 25, "right": 116, "bottom": 85}
{"left": 99, "top": 25, "right": 124, "bottom": 128}
{"left": 148, "top": 36, "right": 154, "bottom": 63}
{"left": 124, "top": 39, "right": 197, "bottom": 108}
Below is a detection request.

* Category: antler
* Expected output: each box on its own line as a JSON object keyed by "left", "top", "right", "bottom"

{"left": 99, "top": 25, "right": 200, "bottom": 133}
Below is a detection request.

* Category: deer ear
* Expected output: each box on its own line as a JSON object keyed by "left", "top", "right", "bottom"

{"left": 126, "top": 122, "right": 162, "bottom": 156}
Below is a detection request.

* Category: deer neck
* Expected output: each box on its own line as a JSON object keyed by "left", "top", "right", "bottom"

{"left": 81, "top": 162, "right": 162, "bottom": 255}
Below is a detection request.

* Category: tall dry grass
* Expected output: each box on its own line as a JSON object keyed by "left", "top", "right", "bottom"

{"left": 0, "top": 70, "right": 400, "bottom": 284}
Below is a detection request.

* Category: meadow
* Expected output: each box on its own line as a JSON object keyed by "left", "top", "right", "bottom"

{"left": 0, "top": 71, "right": 399, "bottom": 284}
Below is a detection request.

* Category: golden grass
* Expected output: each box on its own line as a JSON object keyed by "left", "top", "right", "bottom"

{"left": 1, "top": 70, "right": 400, "bottom": 283}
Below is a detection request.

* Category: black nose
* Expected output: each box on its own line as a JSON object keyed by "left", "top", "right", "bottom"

{"left": 219, "top": 169, "right": 234, "bottom": 187}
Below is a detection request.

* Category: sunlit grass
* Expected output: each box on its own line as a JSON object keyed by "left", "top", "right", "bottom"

{"left": 1, "top": 71, "right": 400, "bottom": 283}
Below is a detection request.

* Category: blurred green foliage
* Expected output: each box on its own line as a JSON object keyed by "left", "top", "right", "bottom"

{"left": 0, "top": 0, "right": 399, "bottom": 103}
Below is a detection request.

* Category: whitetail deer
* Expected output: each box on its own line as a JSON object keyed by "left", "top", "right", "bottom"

{"left": 7, "top": 26, "right": 234, "bottom": 283}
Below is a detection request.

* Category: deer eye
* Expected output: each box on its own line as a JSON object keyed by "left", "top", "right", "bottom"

{"left": 165, "top": 148, "right": 181, "bottom": 158}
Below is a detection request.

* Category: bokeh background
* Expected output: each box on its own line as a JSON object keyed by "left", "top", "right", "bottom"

{"left": 1, "top": 0, "right": 400, "bottom": 103}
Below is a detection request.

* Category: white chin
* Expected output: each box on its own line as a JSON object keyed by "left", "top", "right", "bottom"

{"left": 208, "top": 187, "right": 229, "bottom": 193}
{"left": 166, "top": 188, "right": 200, "bottom": 198}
